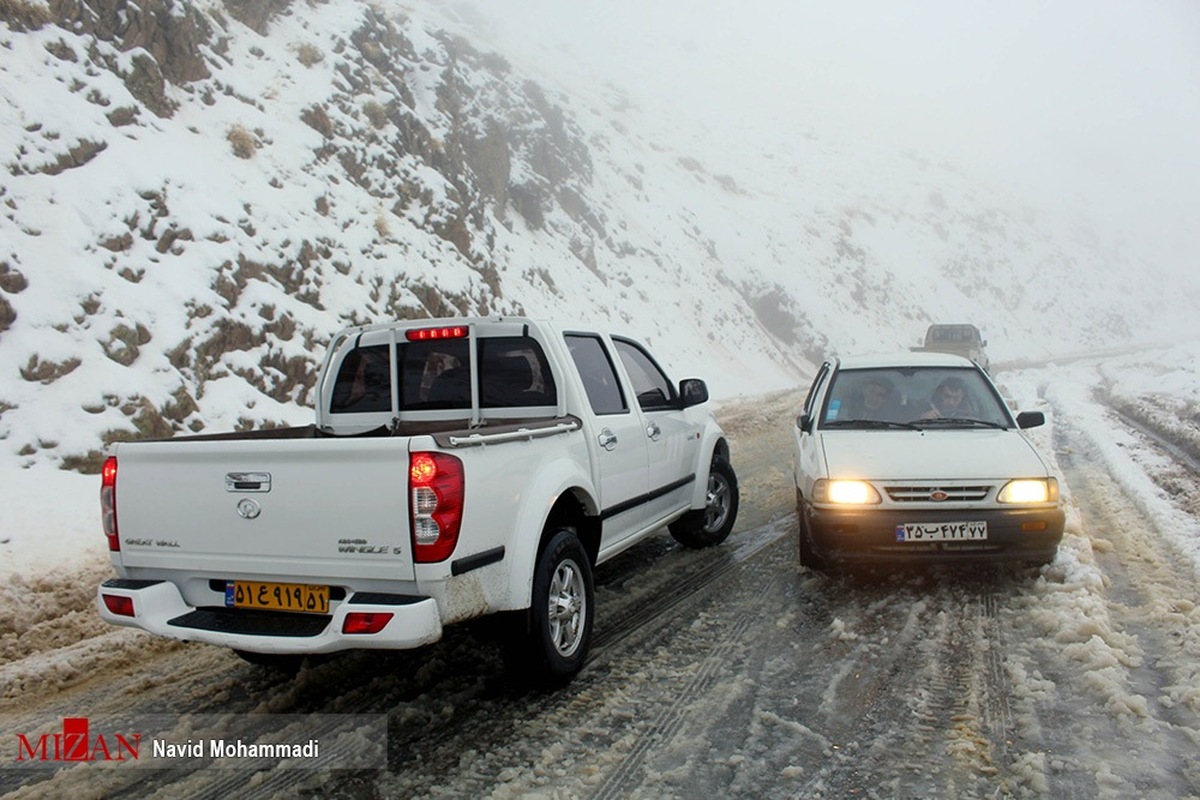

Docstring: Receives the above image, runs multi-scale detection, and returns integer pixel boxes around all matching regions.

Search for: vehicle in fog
[912,323,989,371]
[791,352,1063,570]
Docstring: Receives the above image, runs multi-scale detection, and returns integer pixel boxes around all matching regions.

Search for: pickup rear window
[329,336,557,413]
[927,325,982,344]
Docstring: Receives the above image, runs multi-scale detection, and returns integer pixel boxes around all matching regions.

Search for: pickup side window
[565,334,628,416]
[329,345,392,413]
[613,338,676,410]
[478,338,557,408]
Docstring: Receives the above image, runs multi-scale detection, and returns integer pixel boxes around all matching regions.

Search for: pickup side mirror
[679,378,708,408]
[1016,411,1045,429]
[796,413,812,433]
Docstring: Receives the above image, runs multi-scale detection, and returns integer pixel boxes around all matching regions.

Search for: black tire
[233,649,305,673]
[669,457,739,548]
[505,528,594,686]
[796,491,829,572]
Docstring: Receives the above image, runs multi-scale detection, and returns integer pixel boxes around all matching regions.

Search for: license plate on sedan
[226,581,330,614]
[896,520,988,542]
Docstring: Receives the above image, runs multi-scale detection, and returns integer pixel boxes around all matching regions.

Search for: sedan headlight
[997,478,1058,504]
[813,479,881,505]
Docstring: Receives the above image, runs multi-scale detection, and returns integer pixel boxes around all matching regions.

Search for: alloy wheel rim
[547,558,586,657]
[703,472,731,532]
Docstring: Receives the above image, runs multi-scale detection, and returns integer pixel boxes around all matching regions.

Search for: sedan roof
[834,351,978,370]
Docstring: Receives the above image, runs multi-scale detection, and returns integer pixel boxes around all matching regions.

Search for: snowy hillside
[1,0,1194,474]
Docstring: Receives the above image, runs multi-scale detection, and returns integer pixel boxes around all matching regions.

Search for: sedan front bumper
[803,503,1065,565]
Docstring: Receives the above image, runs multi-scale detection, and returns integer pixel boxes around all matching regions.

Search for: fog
[441,0,1200,279]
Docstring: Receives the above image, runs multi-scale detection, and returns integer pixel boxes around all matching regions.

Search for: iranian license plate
[226,581,330,614]
[896,520,988,542]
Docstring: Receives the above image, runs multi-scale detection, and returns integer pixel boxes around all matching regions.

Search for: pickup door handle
[646,422,662,441]
[597,428,618,451]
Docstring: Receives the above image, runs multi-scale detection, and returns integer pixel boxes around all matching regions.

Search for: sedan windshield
[821,366,1012,429]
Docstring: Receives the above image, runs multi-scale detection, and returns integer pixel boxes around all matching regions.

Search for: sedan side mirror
[796,413,812,433]
[1016,411,1045,429]
[679,378,709,408]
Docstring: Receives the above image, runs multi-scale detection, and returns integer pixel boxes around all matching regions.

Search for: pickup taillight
[101,456,119,551]
[409,452,464,563]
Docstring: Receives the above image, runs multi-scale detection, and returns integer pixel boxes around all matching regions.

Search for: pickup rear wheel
[509,528,594,686]
[669,457,739,548]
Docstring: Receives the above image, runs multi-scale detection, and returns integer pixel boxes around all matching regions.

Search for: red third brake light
[405,326,468,341]
[101,456,120,552]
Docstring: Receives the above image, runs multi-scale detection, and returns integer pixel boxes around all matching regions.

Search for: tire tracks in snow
[591,517,790,655]
[1041,412,1200,798]
[373,520,792,797]
[589,532,784,800]
[790,574,1028,799]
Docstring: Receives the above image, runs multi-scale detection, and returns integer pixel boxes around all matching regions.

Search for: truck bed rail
[439,417,582,448]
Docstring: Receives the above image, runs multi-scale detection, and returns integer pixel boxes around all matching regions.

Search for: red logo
[15,718,141,762]
[929,490,949,501]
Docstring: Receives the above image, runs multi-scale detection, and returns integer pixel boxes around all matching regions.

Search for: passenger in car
[843,376,900,422]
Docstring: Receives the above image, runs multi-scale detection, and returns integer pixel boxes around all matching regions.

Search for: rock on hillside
[1,0,790,472]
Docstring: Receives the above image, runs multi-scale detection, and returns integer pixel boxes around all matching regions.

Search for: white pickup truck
[97,317,738,684]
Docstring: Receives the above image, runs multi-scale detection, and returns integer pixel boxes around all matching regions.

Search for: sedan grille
[885,484,992,502]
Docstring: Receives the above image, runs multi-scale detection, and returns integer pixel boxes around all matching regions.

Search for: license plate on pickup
[226,581,330,614]
[896,520,988,542]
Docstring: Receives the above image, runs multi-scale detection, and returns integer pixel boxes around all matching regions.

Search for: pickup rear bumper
[97,579,443,654]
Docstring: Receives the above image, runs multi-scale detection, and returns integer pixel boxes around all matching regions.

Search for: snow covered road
[3,355,1199,799]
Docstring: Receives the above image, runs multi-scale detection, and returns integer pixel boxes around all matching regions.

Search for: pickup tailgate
[111,437,415,582]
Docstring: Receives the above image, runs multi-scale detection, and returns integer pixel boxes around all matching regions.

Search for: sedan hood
[819,429,1051,480]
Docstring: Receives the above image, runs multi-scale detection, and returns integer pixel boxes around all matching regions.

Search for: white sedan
[792,352,1064,570]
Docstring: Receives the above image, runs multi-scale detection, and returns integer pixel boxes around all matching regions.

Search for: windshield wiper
[913,417,1008,429]
[823,419,921,430]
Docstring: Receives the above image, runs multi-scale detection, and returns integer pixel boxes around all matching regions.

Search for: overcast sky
[445,0,1200,275]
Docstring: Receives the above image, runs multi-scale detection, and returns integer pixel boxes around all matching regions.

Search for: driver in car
[922,376,975,419]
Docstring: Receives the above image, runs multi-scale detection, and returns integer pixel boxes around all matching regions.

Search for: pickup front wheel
[508,528,595,685]
[669,457,739,548]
